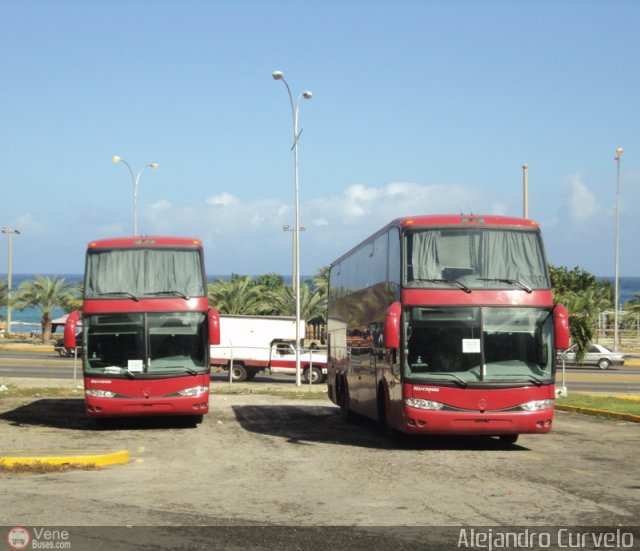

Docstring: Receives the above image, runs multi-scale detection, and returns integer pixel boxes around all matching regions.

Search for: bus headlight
[519,399,554,411]
[86,389,116,399]
[178,386,209,397]
[405,398,444,411]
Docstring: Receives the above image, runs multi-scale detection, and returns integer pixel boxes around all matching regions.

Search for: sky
[1,0,639,279]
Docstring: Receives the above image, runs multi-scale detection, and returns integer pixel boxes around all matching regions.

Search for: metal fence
[596,311,640,352]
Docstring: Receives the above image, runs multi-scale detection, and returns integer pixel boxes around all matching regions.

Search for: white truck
[210,315,327,384]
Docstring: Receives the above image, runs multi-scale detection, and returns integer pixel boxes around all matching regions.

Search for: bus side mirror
[553,303,570,351]
[64,310,81,349]
[208,308,220,346]
[384,301,401,349]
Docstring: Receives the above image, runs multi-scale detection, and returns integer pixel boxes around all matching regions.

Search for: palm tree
[312,265,330,297]
[0,279,7,330]
[0,279,7,309]
[624,292,640,314]
[12,276,75,342]
[268,284,327,323]
[207,274,272,315]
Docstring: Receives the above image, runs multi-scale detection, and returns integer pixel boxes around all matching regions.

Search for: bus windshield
[403,306,554,385]
[404,228,549,289]
[85,312,208,376]
[85,248,206,298]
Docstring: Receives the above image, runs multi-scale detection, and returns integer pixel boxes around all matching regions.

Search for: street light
[272,70,312,387]
[1,227,20,337]
[112,156,159,235]
[282,224,306,293]
[522,164,529,219]
[613,147,623,351]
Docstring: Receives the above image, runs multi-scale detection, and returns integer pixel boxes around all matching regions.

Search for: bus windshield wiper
[104,366,137,379]
[430,372,469,388]
[414,278,472,294]
[479,278,532,293]
[94,292,140,301]
[146,290,190,300]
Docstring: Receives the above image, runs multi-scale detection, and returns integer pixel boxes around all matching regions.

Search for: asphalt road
[0,393,639,550]
[1,349,639,394]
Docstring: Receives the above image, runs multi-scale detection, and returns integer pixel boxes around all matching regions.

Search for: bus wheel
[231,363,248,382]
[499,434,519,445]
[304,366,323,385]
[339,380,354,423]
[378,391,402,442]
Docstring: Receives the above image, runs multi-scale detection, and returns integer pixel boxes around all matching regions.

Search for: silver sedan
[558,343,626,370]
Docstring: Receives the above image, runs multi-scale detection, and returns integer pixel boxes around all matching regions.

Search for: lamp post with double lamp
[272,70,312,387]
[1,227,20,336]
[111,156,159,236]
[613,147,623,352]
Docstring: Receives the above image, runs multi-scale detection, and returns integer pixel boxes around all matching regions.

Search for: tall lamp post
[272,70,312,387]
[2,227,20,336]
[522,164,529,219]
[613,148,624,352]
[112,156,159,235]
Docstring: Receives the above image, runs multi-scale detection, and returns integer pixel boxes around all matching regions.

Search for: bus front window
[404,228,549,290]
[148,312,206,373]
[85,313,145,373]
[404,307,554,385]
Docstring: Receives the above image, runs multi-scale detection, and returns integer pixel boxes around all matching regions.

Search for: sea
[1,274,639,334]
[0,273,295,334]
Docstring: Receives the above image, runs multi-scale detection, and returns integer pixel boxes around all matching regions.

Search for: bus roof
[87,236,203,249]
[330,214,540,267]
[395,214,539,229]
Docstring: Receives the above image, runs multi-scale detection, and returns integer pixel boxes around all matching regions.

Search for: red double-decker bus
[327,215,569,443]
[65,236,220,424]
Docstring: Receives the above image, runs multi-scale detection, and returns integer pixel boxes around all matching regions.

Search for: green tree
[12,276,75,342]
[207,274,272,315]
[268,283,327,323]
[0,279,7,309]
[624,292,640,314]
[550,265,611,360]
[312,265,330,297]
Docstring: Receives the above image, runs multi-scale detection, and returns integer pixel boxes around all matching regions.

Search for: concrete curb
[0,343,55,353]
[0,449,129,468]
[555,405,640,423]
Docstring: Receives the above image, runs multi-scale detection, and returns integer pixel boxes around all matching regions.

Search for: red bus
[327,215,569,443]
[65,236,220,423]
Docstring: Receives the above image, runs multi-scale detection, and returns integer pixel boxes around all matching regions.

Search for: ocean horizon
[0,273,301,332]
[2,273,639,333]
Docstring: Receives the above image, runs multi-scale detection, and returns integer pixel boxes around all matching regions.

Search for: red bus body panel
[399,384,554,435]
[84,374,210,418]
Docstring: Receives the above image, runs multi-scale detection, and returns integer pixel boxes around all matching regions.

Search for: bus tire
[231,363,248,382]
[304,366,323,385]
[339,378,354,423]
[378,388,402,442]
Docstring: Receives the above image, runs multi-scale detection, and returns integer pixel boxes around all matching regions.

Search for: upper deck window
[404,228,549,290]
[85,248,206,299]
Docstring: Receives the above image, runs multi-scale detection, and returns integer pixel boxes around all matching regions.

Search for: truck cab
[269,339,327,384]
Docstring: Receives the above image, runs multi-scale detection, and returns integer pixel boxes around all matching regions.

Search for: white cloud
[566,174,599,222]
[206,192,239,206]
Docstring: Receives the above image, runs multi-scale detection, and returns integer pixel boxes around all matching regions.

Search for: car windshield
[403,306,554,385]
